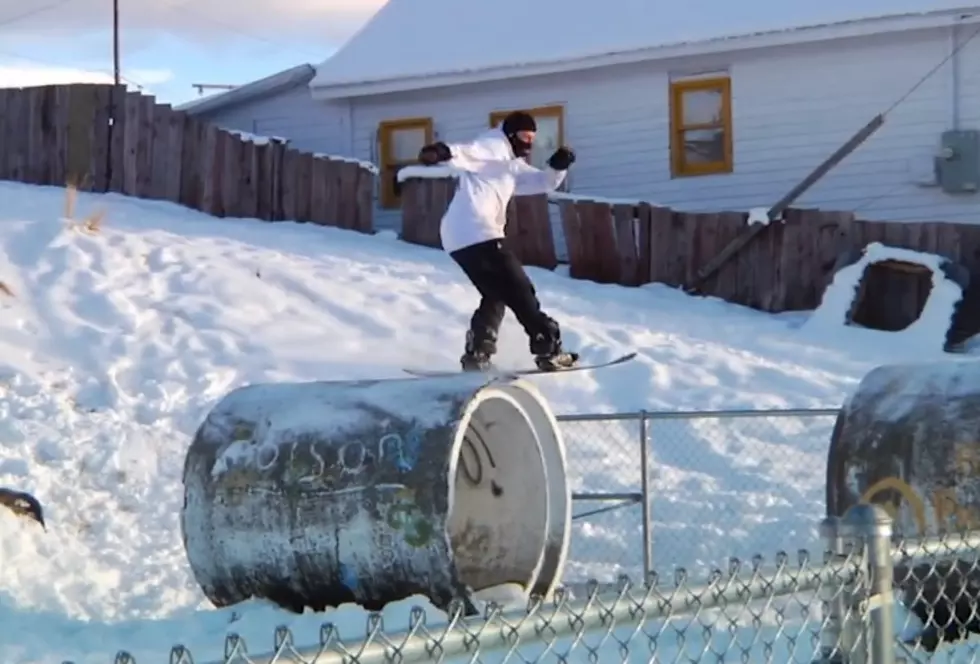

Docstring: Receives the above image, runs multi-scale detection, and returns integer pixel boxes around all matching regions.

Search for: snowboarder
[417,111,578,372]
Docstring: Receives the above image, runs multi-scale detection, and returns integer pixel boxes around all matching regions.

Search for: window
[489,105,565,173]
[377,117,433,209]
[669,76,733,177]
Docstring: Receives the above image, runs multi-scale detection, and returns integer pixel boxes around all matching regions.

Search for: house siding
[348,25,980,232]
[191,86,352,156]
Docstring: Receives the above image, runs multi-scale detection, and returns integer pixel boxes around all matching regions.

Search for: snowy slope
[0,181,958,662]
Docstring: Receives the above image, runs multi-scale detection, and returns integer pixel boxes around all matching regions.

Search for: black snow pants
[450,239,561,357]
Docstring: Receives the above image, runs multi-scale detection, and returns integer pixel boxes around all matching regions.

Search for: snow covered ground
[0,181,963,662]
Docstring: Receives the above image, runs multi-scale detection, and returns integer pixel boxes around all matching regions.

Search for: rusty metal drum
[826,359,980,648]
[827,359,980,535]
[180,373,572,614]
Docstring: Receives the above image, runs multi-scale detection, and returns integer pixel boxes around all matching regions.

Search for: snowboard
[403,351,637,378]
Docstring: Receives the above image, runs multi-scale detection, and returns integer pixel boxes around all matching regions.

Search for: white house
[185,0,980,232]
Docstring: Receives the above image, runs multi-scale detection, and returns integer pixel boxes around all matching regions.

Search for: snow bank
[225,129,289,146]
[0,593,446,664]
[220,131,378,174]
[313,153,379,174]
[549,191,656,206]
[747,207,777,225]
[803,242,962,351]
[0,180,959,662]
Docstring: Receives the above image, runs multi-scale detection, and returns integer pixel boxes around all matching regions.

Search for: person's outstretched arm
[511,147,576,195]
[418,138,497,171]
[443,139,496,170]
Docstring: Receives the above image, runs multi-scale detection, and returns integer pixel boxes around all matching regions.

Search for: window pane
[529,115,561,170]
[681,128,725,165]
[390,126,428,162]
[381,165,403,206]
[681,88,723,126]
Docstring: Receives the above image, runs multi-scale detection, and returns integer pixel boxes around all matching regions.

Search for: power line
[848,18,980,212]
[2,0,327,91]
[0,0,75,29]
[883,18,980,115]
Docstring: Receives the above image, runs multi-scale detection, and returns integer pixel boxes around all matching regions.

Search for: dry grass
[63,180,105,234]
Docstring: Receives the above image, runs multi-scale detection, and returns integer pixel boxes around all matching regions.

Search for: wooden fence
[0,84,374,232]
[399,175,980,324]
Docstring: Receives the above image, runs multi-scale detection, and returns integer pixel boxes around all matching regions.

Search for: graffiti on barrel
[859,446,980,536]
[211,421,426,487]
[206,420,438,548]
[459,429,504,498]
[385,487,434,547]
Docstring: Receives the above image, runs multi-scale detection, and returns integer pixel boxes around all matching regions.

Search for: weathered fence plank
[0,84,374,232]
[398,177,980,322]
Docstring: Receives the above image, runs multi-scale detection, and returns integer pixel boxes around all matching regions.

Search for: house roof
[310,1,980,98]
[177,64,316,116]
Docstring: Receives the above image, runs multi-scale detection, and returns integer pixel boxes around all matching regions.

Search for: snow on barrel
[180,373,571,614]
[826,360,980,650]
[826,359,980,533]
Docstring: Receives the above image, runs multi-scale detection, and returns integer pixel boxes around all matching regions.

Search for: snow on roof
[311,0,979,92]
[177,64,315,116]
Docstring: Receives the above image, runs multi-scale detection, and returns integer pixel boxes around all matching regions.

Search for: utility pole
[112,0,120,85]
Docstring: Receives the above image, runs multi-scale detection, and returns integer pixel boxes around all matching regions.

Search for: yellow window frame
[377,117,434,209]
[669,77,733,177]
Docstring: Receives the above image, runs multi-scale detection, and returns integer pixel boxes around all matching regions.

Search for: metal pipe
[855,505,895,664]
[555,407,840,422]
[892,531,980,562]
[639,410,653,581]
[951,22,961,129]
[224,560,860,664]
[571,492,642,501]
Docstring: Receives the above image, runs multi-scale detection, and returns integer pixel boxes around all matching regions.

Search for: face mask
[507,133,533,158]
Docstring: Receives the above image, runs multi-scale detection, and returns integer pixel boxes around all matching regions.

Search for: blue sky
[0,0,385,105]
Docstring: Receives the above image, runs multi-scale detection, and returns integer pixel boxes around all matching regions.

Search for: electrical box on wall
[934,129,980,194]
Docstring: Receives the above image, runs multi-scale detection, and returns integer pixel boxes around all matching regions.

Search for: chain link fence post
[844,504,896,664]
[639,409,653,583]
[840,509,870,664]
[815,512,873,664]
[815,515,846,663]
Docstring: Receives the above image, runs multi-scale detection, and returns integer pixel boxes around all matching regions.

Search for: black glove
[418,142,452,165]
[547,146,575,171]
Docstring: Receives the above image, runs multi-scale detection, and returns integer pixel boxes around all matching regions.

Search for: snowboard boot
[530,322,578,371]
[460,351,493,372]
[534,350,580,372]
[461,329,495,372]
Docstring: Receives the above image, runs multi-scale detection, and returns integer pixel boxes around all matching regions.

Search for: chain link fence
[556,408,840,582]
[80,506,980,662]
[60,409,980,662]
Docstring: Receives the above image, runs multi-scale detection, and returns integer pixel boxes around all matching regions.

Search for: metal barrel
[181,373,572,614]
[826,359,980,535]
[826,360,980,647]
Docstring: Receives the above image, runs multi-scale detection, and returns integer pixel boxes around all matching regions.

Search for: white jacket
[438,128,566,254]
